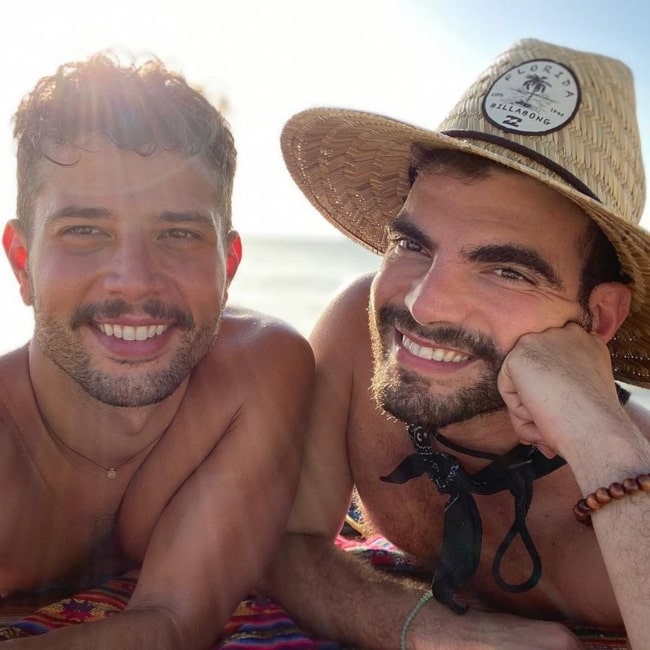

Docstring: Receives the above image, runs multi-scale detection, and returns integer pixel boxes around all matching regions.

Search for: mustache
[377,305,502,365]
[71,299,195,330]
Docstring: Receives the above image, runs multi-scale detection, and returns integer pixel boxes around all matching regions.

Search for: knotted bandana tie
[380,425,566,614]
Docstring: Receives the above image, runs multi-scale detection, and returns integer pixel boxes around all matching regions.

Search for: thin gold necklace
[41,412,165,479]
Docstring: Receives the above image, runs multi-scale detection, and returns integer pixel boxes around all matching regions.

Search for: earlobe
[588,282,632,342]
[226,232,242,281]
[2,220,32,306]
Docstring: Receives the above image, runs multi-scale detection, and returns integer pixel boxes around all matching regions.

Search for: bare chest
[0,457,127,595]
[348,408,621,625]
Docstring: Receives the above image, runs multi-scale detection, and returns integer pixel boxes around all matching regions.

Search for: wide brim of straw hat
[281,106,650,388]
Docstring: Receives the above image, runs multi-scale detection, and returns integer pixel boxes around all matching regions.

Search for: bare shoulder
[0,346,33,432]
[197,306,314,386]
[286,274,376,536]
[219,305,307,343]
[159,307,313,435]
[311,272,375,354]
[0,345,30,385]
[317,272,374,324]
[0,347,43,487]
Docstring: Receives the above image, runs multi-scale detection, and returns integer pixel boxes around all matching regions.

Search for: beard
[33,298,220,407]
[370,304,593,431]
[370,305,506,430]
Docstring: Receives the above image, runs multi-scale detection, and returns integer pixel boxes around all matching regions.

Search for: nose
[404,259,474,327]
[103,236,164,301]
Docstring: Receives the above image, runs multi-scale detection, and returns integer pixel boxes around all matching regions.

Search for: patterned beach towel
[0,536,627,648]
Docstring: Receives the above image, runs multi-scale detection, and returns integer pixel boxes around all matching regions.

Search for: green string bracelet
[400,591,434,650]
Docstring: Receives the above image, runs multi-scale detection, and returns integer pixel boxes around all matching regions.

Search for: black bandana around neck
[379,386,630,613]
[380,424,566,614]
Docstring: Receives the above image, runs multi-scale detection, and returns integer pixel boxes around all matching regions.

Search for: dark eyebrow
[48,207,215,227]
[465,244,563,288]
[388,214,563,288]
[388,213,435,250]
[156,211,216,227]
[49,206,112,221]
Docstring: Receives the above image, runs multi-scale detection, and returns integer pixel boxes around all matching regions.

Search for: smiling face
[369,167,593,429]
[6,136,239,407]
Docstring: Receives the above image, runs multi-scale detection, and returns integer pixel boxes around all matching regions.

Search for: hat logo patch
[482,59,580,135]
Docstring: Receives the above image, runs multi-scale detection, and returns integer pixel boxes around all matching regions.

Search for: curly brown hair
[13,52,236,239]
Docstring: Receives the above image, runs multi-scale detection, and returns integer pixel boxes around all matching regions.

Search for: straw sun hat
[281,38,650,388]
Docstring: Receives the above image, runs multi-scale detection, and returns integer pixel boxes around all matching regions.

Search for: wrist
[561,414,650,498]
[554,406,636,467]
[401,591,433,650]
[574,472,650,524]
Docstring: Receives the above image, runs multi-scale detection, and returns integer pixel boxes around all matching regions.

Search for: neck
[28,342,185,470]
[433,409,521,470]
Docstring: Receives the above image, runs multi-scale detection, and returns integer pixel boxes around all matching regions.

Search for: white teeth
[443,350,457,362]
[99,323,169,340]
[402,335,469,363]
[403,338,430,359]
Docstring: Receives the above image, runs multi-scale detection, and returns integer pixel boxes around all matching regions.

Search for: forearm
[2,606,184,650]
[260,533,581,650]
[562,407,650,649]
[260,532,429,648]
[590,501,650,650]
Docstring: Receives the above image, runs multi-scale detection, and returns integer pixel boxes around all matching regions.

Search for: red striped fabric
[0,537,627,648]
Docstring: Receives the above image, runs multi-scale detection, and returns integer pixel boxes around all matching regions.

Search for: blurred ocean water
[228,235,380,336]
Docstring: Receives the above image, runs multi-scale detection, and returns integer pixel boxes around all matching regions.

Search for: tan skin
[0,137,314,648]
[262,169,650,649]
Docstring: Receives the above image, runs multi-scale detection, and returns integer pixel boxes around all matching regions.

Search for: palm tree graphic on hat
[518,74,551,107]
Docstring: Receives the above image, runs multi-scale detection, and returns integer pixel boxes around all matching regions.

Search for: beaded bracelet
[573,473,650,525]
[400,591,433,650]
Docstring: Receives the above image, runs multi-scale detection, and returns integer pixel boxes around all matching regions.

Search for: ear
[225,231,242,286]
[2,220,32,306]
[588,282,632,342]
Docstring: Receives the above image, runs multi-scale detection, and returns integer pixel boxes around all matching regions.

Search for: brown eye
[160,229,200,240]
[62,225,102,236]
[495,267,530,282]
[389,236,425,255]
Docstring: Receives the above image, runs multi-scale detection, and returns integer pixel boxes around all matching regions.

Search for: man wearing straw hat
[261,39,650,648]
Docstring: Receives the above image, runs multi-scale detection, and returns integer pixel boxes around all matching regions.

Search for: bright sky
[1,0,650,349]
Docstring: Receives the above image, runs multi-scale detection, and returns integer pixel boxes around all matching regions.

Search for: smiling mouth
[98,324,169,341]
[401,334,470,363]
